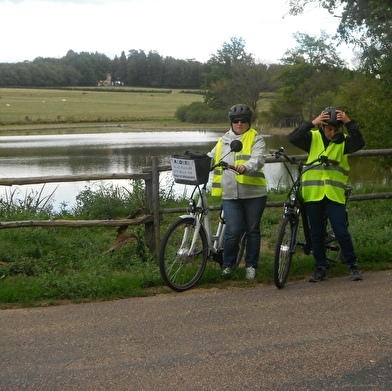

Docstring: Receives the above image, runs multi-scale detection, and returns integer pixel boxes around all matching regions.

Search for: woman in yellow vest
[288,107,365,282]
[209,104,267,280]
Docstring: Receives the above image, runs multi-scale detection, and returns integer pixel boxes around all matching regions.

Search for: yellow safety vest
[211,129,266,197]
[301,130,350,204]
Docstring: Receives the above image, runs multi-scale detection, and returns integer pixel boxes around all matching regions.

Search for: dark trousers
[305,197,357,267]
[222,196,267,269]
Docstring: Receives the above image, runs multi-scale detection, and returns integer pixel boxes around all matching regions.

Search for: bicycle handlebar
[211,160,239,174]
[208,139,243,174]
[270,147,340,167]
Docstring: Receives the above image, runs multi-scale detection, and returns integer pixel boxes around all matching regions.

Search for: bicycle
[159,140,246,292]
[271,142,352,289]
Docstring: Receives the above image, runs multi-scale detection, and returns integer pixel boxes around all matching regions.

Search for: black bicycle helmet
[322,107,343,127]
[228,104,253,122]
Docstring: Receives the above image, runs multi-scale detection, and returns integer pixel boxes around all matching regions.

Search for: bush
[175,102,226,123]
[73,180,146,219]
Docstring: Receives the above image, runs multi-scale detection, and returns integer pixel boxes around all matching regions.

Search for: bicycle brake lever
[319,155,329,166]
[269,149,282,159]
[220,161,229,169]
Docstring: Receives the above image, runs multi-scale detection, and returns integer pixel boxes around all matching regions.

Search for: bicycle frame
[179,184,224,258]
[280,157,313,255]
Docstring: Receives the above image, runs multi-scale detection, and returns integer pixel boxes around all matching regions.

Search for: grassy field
[0,87,282,135]
[0,87,205,126]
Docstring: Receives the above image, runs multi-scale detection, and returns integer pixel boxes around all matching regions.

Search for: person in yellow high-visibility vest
[288,107,365,282]
[209,104,267,280]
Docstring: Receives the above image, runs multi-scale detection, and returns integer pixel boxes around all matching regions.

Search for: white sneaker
[245,266,256,280]
[222,267,231,276]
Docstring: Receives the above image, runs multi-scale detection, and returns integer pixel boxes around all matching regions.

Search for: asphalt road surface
[1,270,391,391]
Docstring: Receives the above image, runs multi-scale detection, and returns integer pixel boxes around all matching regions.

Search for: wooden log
[0,215,153,229]
[0,173,149,186]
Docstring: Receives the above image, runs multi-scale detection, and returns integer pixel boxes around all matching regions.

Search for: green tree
[203,37,254,91]
[268,31,349,126]
[203,37,267,114]
[14,62,32,86]
[288,0,392,78]
[147,50,164,87]
[208,37,254,67]
[287,0,392,150]
[62,50,111,86]
[206,64,270,117]
[281,31,347,69]
[335,76,392,153]
[111,51,127,85]
[126,49,148,86]
[0,64,19,86]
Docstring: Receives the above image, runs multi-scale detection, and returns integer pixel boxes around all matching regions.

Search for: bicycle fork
[181,216,203,257]
[284,206,312,255]
[285,209,300,254]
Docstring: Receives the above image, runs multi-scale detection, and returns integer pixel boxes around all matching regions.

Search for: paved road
[1,270,391,391]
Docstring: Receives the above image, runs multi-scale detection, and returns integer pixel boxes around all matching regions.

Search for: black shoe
[308,267,328,282]
[349,265,363,281]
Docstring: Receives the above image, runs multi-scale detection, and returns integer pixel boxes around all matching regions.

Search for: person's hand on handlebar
[234,164,246,174]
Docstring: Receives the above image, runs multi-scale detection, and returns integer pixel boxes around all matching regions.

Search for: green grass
[0,186,391,308]
[0,87,205,126]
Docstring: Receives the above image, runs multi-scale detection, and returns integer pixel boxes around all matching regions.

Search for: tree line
[0,49,209,89]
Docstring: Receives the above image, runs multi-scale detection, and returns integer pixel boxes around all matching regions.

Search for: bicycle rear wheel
[274,215,296,289]
[159,217,208,292]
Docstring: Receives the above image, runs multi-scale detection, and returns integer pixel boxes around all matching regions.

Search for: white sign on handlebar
[171,158,198,183]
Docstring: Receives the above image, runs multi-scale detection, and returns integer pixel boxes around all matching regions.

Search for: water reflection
[0,130,389,211]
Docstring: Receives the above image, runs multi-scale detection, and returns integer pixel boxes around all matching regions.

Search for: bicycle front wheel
[159,217,209,292]
[274,215,296,289]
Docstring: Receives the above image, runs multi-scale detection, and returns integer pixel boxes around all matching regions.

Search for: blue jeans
[305,197,357,267]
[222,196,267,269]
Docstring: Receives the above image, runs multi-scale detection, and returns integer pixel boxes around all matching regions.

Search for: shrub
[72,180,146,219]
[175,102,226,123]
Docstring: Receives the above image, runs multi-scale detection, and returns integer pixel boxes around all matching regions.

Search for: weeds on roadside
[0,185,56,220]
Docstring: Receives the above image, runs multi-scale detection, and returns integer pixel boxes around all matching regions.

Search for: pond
[0,130,389,211]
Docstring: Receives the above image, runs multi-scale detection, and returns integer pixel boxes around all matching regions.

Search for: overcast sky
[1,0,355,65]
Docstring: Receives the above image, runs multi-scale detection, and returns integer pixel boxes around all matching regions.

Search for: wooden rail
[0,149,391,252]
[0,157,161,251]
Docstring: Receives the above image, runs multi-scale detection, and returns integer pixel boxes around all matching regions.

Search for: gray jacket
[209,128,267,200]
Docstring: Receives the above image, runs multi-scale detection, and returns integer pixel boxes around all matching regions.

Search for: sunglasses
[232,118,248,124]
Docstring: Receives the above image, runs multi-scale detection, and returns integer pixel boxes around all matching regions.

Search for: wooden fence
[0,150,391,252]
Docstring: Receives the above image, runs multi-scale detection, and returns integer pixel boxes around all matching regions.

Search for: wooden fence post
[144,156,155,251]
[151,156,161,250]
